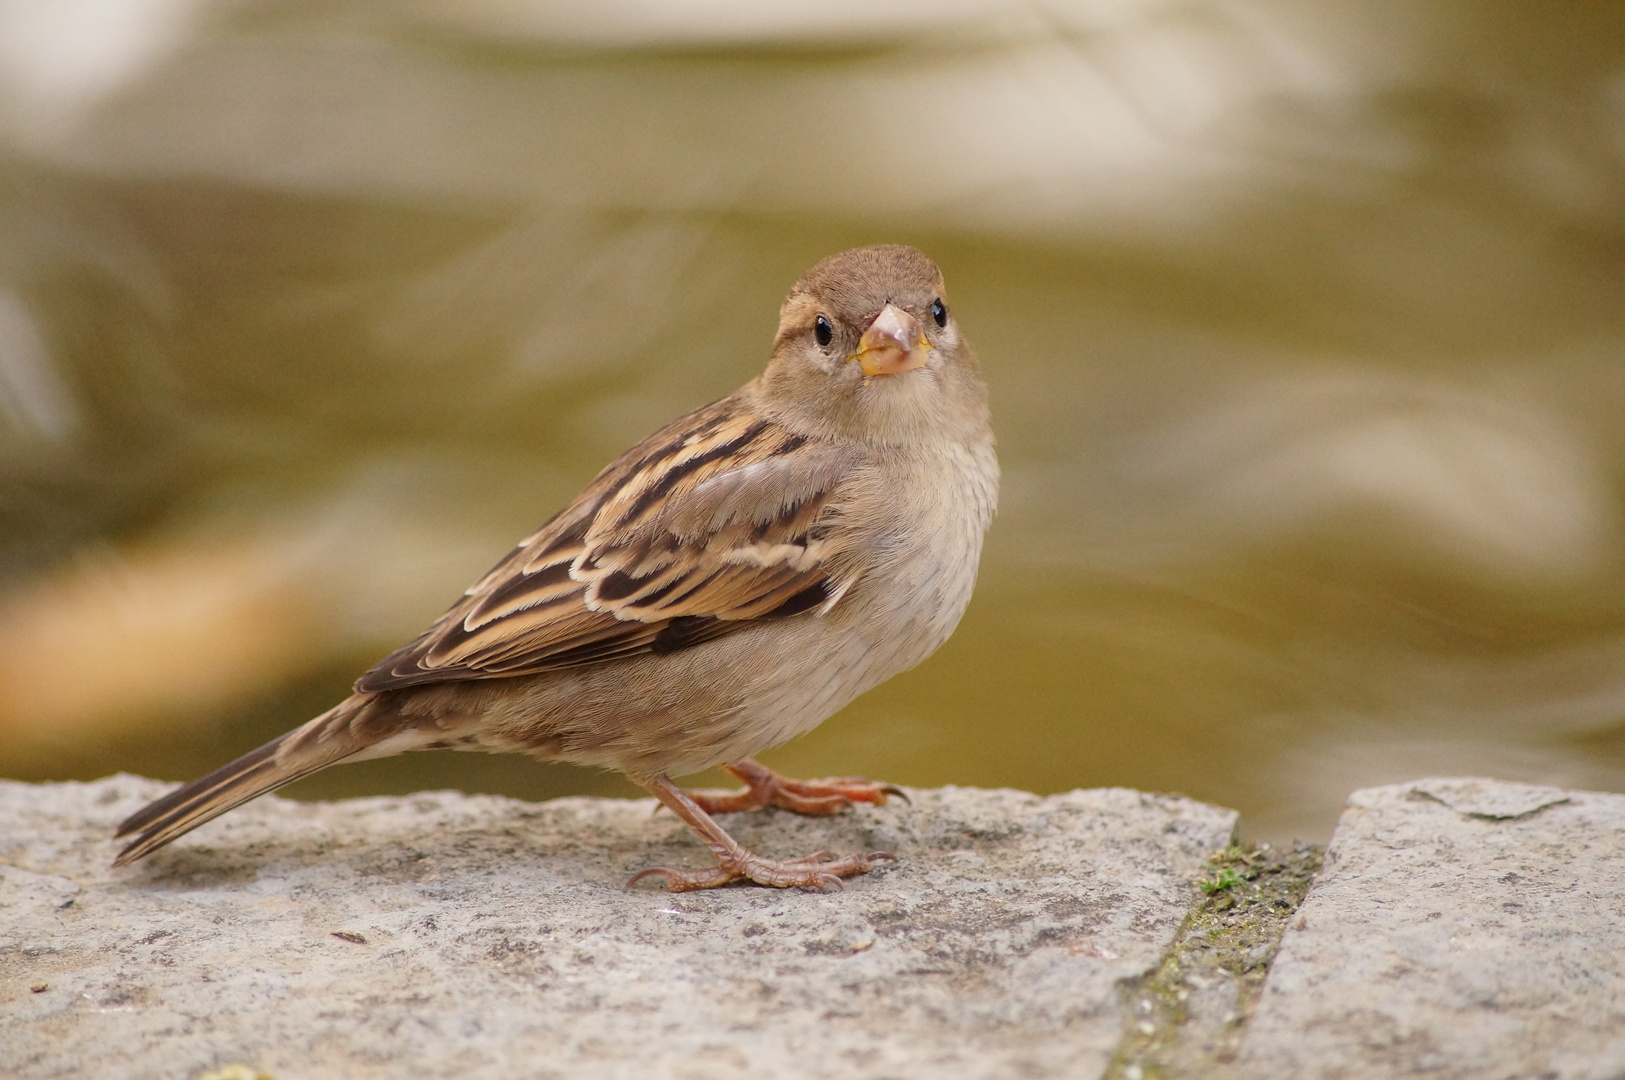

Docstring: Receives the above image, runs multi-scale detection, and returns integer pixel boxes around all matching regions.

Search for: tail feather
[113,697,377,866]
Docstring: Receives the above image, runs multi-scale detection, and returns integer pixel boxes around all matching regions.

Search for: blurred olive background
[2,1,1624,843]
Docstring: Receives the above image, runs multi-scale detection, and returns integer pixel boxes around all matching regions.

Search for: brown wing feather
[355,395,864,693]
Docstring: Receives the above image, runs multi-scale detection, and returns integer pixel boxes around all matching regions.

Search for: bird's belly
[467,618,879,779]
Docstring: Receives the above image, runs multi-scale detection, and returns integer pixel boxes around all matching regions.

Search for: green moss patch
[1106,841,1323,1079]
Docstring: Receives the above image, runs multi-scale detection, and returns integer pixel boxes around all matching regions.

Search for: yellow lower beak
[849,303,930,377]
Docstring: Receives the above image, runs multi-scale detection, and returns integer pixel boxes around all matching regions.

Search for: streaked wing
[355,396,865,693]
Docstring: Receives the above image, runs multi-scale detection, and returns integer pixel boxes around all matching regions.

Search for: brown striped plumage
[115,244,998,890]
[357,407,863,689]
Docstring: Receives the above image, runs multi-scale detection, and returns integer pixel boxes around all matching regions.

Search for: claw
[627,865,673,888]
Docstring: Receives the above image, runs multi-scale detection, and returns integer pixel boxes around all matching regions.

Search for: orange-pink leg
[681,757,906,816]
[629,775,896,892]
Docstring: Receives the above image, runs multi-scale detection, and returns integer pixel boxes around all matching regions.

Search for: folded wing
[355,398,865,692]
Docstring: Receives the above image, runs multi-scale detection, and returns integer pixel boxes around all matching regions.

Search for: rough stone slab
[0,776,1235,1080]
[1238,777,1625,1080]
[1411,777,1572,821]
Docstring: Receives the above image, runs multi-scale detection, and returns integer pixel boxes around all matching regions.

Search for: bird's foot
[629,849,896,892]
[683,757,907,816]
[634,773,902,893]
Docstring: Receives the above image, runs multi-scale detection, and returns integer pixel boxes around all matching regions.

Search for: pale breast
[616,437,998,773]
[854,438,999,671]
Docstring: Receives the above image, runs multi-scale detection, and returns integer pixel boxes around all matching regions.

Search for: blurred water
[2,0,1623,841]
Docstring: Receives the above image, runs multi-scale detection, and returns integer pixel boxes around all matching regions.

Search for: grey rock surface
[1238,777,1625,1080]
[0,776,1235,1080]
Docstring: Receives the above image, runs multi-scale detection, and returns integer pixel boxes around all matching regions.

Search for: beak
[848,303,931,377]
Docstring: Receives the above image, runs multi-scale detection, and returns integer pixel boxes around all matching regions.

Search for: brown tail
[114,694,389,866]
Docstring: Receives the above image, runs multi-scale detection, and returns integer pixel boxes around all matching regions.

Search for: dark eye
[814,314,833,347]
[930,299,948,328]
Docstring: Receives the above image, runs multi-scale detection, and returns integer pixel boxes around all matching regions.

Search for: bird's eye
[930,299,948,328]
[814,314,833,347]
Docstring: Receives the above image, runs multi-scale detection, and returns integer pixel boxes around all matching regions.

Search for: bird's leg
[629,775,895,892]
[681,757,907,816]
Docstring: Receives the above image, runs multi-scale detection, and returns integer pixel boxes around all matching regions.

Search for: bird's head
[757,244,989,448]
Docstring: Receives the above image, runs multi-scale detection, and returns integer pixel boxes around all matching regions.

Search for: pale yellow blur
[0,535,320,746]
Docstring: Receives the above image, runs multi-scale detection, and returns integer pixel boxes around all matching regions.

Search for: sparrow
[114,244,999,891]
